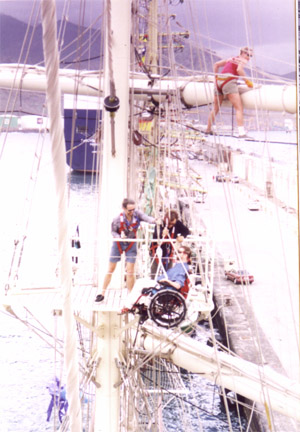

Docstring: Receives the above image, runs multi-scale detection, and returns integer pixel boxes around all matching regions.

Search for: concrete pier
[192,151,299,431]
[201,137,297,210]
[213,253,300,431]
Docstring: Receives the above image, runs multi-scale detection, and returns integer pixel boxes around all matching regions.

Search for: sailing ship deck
[2,284,128,314]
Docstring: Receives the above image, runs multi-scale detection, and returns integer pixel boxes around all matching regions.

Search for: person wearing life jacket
[150,209,190,277]
[205,46,254,138]
[95,198,155,302]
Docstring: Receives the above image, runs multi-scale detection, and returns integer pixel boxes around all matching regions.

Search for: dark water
[161,321,247,432]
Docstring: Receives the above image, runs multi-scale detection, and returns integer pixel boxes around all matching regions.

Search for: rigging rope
[41,1,82,430]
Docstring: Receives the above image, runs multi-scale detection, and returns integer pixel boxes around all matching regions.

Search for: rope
[41,1,82,431]
[0,1,40,159]
[106,0,116,98]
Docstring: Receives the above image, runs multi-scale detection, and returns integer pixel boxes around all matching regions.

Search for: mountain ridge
[0,14,295,116]
[0,13,294,79]
[0,13,102,69]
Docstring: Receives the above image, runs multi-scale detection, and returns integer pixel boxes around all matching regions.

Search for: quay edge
[212,252,300,432]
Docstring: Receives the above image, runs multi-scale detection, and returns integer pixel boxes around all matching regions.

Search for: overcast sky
[0,0,297,75]
[174,0,296,75]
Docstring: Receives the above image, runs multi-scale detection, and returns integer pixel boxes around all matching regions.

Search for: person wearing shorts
[215,78,239,96]
[109,240,137,263]
[205,47,253,138]
[95,198,156,302]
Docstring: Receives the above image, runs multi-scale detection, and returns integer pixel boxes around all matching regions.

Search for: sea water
[0,132,296,431]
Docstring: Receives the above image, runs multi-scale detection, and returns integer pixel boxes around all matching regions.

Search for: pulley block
[104,95,120,113]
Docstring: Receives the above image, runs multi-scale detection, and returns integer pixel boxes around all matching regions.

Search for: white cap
[240,46,253,57]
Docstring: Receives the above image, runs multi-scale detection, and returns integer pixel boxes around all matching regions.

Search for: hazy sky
[174,0,297,75]
[0,0,297,75]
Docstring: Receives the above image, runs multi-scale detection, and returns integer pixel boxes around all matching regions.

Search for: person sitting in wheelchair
[122,245,192,313]
[153,244,191,297]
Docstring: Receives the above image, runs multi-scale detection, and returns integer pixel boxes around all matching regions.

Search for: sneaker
[204,130,213,135]
[95,294,104,303]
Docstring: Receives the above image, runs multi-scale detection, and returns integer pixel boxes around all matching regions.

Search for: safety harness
[117,212,140,254]
[151,225,175,268]
[179,276,190,299]
[216,57,239,94]
[216,76,236,94]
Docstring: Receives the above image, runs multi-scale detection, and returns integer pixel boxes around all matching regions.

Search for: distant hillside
[0,88,50,116]
[0,13,103,115]
[281,70,296,80]
[0,13,102,69]
[0,14,294,116]
[0,13,261,75]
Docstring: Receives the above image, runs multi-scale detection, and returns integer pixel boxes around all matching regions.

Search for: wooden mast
[94,0,131,431]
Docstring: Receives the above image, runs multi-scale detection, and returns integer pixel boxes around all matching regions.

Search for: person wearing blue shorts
[95,198,156,302]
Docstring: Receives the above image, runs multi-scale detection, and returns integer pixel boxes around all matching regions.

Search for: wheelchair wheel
[148,289,187,328]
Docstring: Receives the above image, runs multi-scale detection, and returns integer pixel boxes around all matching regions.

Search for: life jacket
[163,227,175,267]
[179,276,190,299]
[151,225,175,266]
[117,212,140,254]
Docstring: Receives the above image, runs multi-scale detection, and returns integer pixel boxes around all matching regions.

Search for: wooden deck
[1,283,129,315]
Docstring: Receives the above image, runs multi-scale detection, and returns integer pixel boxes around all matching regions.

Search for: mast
[146,0,158,75]
[94,0,131,430]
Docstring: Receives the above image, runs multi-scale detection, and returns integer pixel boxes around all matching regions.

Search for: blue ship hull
[64,108,101,173]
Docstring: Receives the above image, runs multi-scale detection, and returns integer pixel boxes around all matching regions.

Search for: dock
[195,160,299,431]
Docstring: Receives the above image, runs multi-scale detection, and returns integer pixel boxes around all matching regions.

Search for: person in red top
[205,47,253,138]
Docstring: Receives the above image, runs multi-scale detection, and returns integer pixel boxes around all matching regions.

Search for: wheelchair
[130,280,187,329]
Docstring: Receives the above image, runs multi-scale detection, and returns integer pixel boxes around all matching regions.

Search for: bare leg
[227,93,244,126]
[101,262,117,295]
[126,262,135,292]
[206,94,223,132]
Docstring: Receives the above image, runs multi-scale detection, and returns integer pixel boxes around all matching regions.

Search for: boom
[0,64,296,114]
